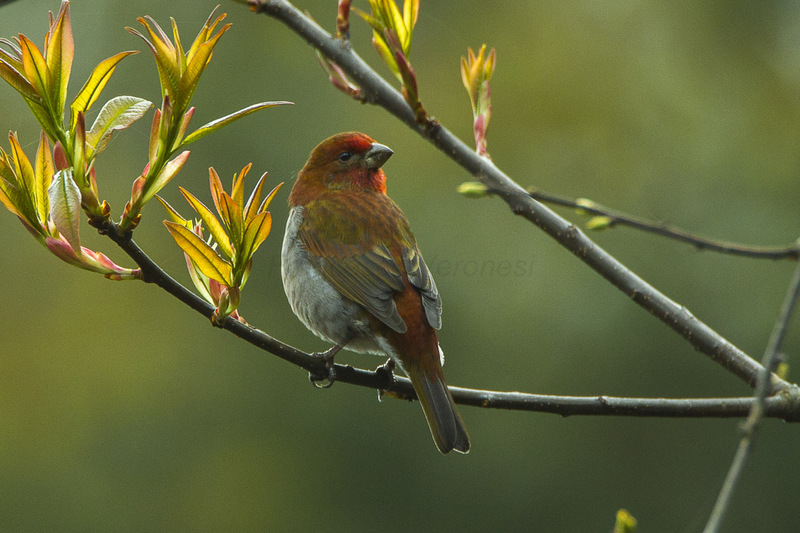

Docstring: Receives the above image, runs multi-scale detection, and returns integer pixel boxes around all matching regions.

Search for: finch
[281,132,470,454]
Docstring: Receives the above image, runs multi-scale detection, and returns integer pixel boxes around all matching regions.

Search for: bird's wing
[402,244,442,330]
[298,225,409,334]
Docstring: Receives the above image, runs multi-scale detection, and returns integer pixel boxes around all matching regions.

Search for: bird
[281,132,470,454]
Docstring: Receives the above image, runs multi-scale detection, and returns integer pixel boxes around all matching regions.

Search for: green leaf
[48,169,82,254]
[155,195,189,227]
[44,1,74,115]
[240,211,272,264]
[8,133,36,209]
[257,181,283,214]
[128,19,180,99]
[178,186,233,260]
[71,51,138,126]
[243,172,268,224]
[164,221,232,284]
[173,26,229,114]
[219,192,243,249]
[0,60,42,104]
[178,101,292,149]
[86,95,152,156]
[586,216,613,231]
[18,35,51,106]
[141,150,190,205]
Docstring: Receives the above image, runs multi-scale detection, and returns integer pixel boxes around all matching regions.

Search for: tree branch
[527,187,800,260]
[249,0,789,394]
[95,218,800,422]
[703,260,800,533]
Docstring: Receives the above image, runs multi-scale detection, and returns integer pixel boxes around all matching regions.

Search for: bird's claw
[376,358,396,401]
[308,345,341,389]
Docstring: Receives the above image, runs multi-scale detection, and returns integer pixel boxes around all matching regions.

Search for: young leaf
[71,51,138,125]
[240,210,272,263]
[164,221,232,284]
[178,101,292,148]
[141,149,190,205]
[48,168,82,253]
[243,172,269,223]
[44,1,74,114]
[34,131,54,223]
[178,186,233,260]
[86,95,152,156]
[173,25,230,113]
[18,35,51,105]
[0,60,42,104]
[155,195,190,227]
[258,182,284,214]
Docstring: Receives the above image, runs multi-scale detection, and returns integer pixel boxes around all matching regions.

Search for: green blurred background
[1,0,799,531]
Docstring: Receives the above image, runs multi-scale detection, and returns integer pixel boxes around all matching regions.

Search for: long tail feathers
[407,365,470,454]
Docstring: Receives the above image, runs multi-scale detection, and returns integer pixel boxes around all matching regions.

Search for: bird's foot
[308,344,342,389]
[376,358,396,401]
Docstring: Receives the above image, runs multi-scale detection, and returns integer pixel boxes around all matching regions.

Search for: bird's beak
[362,142,393,169]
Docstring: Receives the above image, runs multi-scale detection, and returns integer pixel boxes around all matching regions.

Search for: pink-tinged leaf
[315,52,361,98]
[18,34,51,106]
[231,163,250,209]
[155,195,190,227]
[45,234,79,262]
[130,174,146,205]
[34,131,54,223]
[0,60,42,104]
[157,95,173,150]
[86,95,152,156]
[148,107,162,164]
[257,181,284,214]
[164,221,232,284]
[173,24,231,114]
[174,107,194,148]
[44,0,74,114]
[71,51,138,125]
[178,186,233,260]
[240,211,272,264]
[53,141,68,170]
[141,150,189,205]
[336,0,352,39]
[48,169,82,254]
[179,101,292,149]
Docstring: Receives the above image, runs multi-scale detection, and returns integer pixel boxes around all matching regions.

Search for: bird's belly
[281,207,386,356]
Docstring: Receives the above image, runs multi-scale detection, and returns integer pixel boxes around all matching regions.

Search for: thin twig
[249,0,789,394]
[96,219,800,422]
[527,187,800,260]
[703,260,800,533]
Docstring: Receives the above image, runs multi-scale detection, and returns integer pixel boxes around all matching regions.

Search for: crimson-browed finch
[281,132,470,454]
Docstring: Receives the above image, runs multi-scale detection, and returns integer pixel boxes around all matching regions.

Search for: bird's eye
[337,152,353,162]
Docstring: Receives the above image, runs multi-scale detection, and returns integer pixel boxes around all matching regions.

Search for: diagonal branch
[703,260,800,533]
[249,0,789,394]
[526,187,800,260]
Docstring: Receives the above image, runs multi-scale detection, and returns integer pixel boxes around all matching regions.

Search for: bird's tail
[406,364,470,454]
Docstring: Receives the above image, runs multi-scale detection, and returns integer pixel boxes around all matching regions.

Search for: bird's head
[289,132,394,206]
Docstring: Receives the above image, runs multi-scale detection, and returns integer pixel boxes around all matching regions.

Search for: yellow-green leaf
[179,101,292,149]
[230,163,250,209]
[173,25,230,114]
[34,131,53,223]
[219,192,243,247]
[243,171,268,224]
[44,1,74,114]
[240,210,272,262]
[164,220,232,284]
[18,35,51,106]
[179,186,233,260]
[141,149,190,205]
[0,59,42,104]
[71,51,138,126]
[155,195,190,227]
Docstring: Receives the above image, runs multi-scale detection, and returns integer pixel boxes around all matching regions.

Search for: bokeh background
[1,1,799,531]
